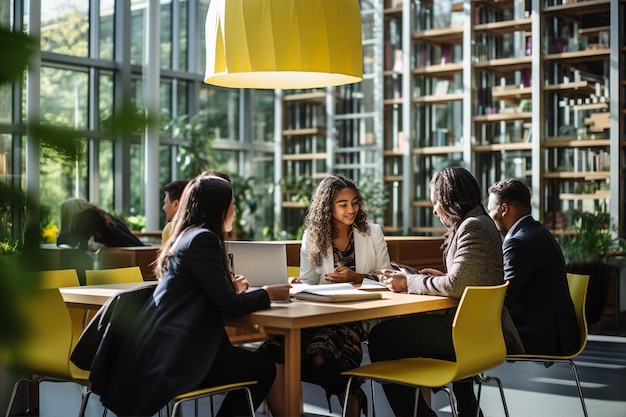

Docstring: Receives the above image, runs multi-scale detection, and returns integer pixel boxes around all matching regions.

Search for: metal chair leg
[441,386,458,417]
[567,360,589,417]
[475,373,509,417]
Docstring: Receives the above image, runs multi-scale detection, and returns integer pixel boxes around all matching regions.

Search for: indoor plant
[559,210,626,324]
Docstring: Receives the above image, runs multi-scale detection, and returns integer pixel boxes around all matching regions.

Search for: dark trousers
[368,312,476,417]
[200,342,276,417]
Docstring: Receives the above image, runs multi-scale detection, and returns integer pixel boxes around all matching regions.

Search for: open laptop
[225,241,288,287]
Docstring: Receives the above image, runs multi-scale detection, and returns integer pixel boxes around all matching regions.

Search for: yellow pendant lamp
[204,0,363,89]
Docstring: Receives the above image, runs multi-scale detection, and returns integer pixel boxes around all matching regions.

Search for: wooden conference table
[60,282,458,417]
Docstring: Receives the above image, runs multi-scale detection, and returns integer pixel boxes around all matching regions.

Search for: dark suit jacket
[81,227,271,416]
[503,216,579,355]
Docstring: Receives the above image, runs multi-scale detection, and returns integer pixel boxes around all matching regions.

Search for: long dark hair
[303,174,368,266]
[154,175,233,279]
[430,167,483,255]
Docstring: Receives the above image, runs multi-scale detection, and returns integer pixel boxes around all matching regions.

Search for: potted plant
[559,210,626,324]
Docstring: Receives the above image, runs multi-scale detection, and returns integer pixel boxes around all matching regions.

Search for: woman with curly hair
[259,174,391,417]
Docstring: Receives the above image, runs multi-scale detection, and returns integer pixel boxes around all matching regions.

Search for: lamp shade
[204,0,363,89]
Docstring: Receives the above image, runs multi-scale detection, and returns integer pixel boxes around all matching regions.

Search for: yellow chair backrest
[32,269,85,358]
[566,273,590,356]
[85,266,144,285]
[36,269,80,289]
[287,266,300,279]
[453,282,509,381]
[5,289,73,379]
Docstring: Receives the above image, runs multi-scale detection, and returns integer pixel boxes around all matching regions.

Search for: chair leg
[474,374,509,417]
[341,377,356,417]
[5,378,26,417]
[370,379,376,417]
[440,386,458,417]
[77,388,92,417]
[567,360,589,417]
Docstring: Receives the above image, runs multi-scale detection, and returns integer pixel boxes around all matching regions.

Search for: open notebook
[293,283,382,303]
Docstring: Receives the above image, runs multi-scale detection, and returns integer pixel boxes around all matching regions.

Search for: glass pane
[40,67,89,129]
[100,0,115,60]
[176,80,189,118]
[98,72,114,130]
[98,139,114,211]
[160,79,173,131]
[178,0,189,70]
[0,84,11,124]
[130,0,145,66]
[41,1,89,57]
[40,137,88,229]
[252,90,274,142]
[129,142,144,217]
[197,0,211,74]
[0,133,11,179]
[201,86,239,140]
[160,1,172,68]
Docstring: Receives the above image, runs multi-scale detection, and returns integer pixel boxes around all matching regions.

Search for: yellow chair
[1,288,92,417]
[85,265,144,285]
[34,269,86,369]
[341,283,510,417]
[497,273,590,417]
[287,266,300,280]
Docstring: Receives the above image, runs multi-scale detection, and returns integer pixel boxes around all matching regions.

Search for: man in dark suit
[487,179,579,355]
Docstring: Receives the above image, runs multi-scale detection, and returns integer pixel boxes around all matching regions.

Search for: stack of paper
[293,283,382,303]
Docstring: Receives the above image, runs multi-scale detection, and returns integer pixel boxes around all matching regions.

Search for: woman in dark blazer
[95,175,290,416]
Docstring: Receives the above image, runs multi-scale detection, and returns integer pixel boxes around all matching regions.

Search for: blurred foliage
[559,209,626,266]
[280,175,315,205]
[358,173,389,221]
[229,174,260,240]
[0,26,148,349]
[0,26,36,84]
[168,113,216,179]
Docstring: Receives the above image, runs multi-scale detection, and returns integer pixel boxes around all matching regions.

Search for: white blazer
[298,223,391,285]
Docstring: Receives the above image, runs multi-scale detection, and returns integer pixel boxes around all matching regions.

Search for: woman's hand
[263,284,292,301]
[232,274,250,294]
[324,265,359,283]
[418,267,444,276]
[380,269,408,293]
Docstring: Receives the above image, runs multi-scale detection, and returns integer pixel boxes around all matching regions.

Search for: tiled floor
[23,328,625,417]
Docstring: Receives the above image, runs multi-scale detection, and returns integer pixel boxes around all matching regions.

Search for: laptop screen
[225,241,288,287]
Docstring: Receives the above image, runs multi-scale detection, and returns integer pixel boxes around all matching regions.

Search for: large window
[3,0,279,244]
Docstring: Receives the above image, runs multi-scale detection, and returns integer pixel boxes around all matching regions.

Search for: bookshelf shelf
[542,171,611,181]
[543,48,610,64]
[543,139,610,148]
[542,0,610,17]
[283,92,327,102]
[282,128,326,137]
[412,146,464,156]
[473,112,532,123]
[474,142,532,152]
[559,191,611,200]
[282,153,327,161]
[412,93,464,104]
[474,17,532,35]
[412,26,464,46]
[412,63,464,79]
[474,56,532,73]
[491,86,532,102]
